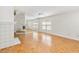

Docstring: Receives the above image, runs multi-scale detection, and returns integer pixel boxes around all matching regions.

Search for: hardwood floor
[0,31,79,53]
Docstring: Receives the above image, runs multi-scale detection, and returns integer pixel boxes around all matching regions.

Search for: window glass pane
[33,23,38,25]
[47,26,51,30]
[42,22,47,25]
[32,23,38,30]
[42,22,51,25]
[46,22,51,25]
[42,26,46,29]
[42,21,51,30]
[33,26,38,28]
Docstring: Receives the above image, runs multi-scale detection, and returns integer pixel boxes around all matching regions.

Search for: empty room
[0,6,79,53]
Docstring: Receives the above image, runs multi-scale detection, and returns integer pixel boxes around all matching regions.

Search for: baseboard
[50,33,79,41]
[39,31,79,41]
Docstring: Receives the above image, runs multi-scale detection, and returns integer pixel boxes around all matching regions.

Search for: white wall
[49,11,79,40]
[0,7,13,22]
[0,7,20,49]
[14,13,25,31]
[0,6,14,41]
[29,10,79,41]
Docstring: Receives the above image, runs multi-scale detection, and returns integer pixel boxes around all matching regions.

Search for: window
[27,21,34,29]
[42,21,51,31]
[33,23,38,30]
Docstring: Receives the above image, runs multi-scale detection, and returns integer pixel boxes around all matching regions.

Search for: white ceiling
[14,6,79,19]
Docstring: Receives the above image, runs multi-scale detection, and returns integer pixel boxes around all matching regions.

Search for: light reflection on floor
[32,31,38,41]
[42,34,52,46]
[32,31,52,46]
